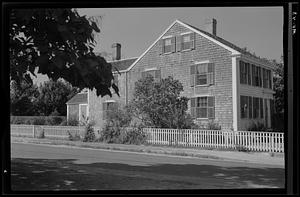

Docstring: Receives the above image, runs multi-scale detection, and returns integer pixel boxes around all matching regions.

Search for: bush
[82,123,96,142]
[121,126,147,145]
[99,123,122,143]
[247,121,267,131]
[60,119,68,126]
[32,117,46,125]
[68,118,79,126]
[67,130,81,141]
[46,116,65,125]
[206,120,221,130]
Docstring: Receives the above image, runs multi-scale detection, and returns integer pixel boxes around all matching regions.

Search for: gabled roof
[125,19,273,72]
[108,57,138,72]
[184,23,273,65]
[66,93,87,105]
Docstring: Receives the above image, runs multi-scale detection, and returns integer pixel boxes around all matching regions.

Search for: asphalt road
[10,142,285,190]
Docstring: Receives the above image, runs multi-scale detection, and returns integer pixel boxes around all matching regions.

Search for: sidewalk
[11,136,285,167]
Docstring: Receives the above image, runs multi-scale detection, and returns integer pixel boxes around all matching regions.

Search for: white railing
[143,128,284,153]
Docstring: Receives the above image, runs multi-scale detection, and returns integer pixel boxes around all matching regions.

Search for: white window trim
[192,61,212,87]
[144,67,159,72]
[180,31,192,35]
[104,100,116,103]
[161,35,173,39]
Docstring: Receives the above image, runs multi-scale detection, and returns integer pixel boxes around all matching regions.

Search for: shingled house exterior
[66,19,275,131]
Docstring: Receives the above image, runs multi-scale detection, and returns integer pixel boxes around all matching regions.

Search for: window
[160,36,175,54]
[260,98,264,118]
[240,61,247,84]
[240,61,251,85]
[240,96,249,119]
[248,96,252,118]
[253,97,260,119]
[252,64,262,87]
[190,63,214,86]
[141,69,161,82]
[181,33,195,51]
[103,102,118,120]
[191,96,214,119]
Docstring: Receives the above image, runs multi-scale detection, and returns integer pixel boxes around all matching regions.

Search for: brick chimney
[204,18,217,36]
[111,43,121,61]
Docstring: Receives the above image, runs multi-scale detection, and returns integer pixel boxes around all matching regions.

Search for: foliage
[82,123,96,142]
[10,116,66,125]
[10,80,39,115]
[206,120,221,130]
[35,79,79,116]
[67,130,81,141]
[247,121,267,131]
[130,75,191,129]
[9,8,118,97]
[272,58,284,114]
[67,118,79,126]
[121,126,148,145]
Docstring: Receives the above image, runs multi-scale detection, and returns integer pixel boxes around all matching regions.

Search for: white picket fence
[10,124,85,139]
[10,125,284,153]
[143,128,284,153]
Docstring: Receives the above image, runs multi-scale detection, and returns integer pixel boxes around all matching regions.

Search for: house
[66,18,275,131]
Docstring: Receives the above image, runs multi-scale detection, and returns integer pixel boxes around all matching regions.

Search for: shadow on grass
[10,157,285,191]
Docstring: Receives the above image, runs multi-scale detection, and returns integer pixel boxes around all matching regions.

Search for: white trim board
[124,19,241,72]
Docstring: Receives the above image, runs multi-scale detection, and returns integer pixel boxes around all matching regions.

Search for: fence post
[32,125,35,138]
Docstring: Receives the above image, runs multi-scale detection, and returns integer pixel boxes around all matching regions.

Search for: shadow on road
[10,157,285,191]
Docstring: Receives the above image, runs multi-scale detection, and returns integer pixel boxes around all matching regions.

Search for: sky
[33,7,283,85]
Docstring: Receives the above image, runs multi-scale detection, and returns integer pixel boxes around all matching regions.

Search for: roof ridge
[107,57,139,63]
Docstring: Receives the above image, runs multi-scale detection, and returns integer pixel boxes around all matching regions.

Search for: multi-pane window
[263,69,272,89]
[240,96,249,119]
[248,96,253,118]
[253,97,260,119]
[252,64,262,87]
[181,33,195,51]
[240,61,247,84]
[240,61,251,85]
[160,36,175,54]
[103,102,118,120]
[190,63,214,86]
[241,96,266,119]
[190,96,214,119]
[260,98,264,118]
[141,69,161,82]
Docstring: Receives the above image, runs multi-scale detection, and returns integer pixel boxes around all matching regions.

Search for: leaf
[112,83,120,97]
[35,55,48,66]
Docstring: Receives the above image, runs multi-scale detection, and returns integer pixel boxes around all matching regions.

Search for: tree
[34,79,79,116]
[10,80,39,115]
[9,8,118,97]
[130,75,192,129]
[272,57,284,114]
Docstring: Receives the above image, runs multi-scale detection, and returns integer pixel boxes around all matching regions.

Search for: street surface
[10,142,285,190]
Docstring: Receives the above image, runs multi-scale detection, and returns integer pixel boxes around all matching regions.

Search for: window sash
[191,96,214,118]
[190,63,214,86]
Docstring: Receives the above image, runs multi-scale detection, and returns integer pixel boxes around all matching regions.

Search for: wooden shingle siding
[127,22,233,129]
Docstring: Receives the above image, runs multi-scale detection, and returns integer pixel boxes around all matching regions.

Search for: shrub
[68,118,79,126]
[99,123,122,143]
[121,126,147,145]
[82,123,96,142]
[206,121,221,130]
[46,116,65,125]
[247,121,267,131]
[32,117,46,125]
[67,130,81,141]
[60,119,68,126]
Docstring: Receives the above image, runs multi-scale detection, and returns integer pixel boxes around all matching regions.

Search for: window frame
[191,96,215,119]
[190,63,214,87]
